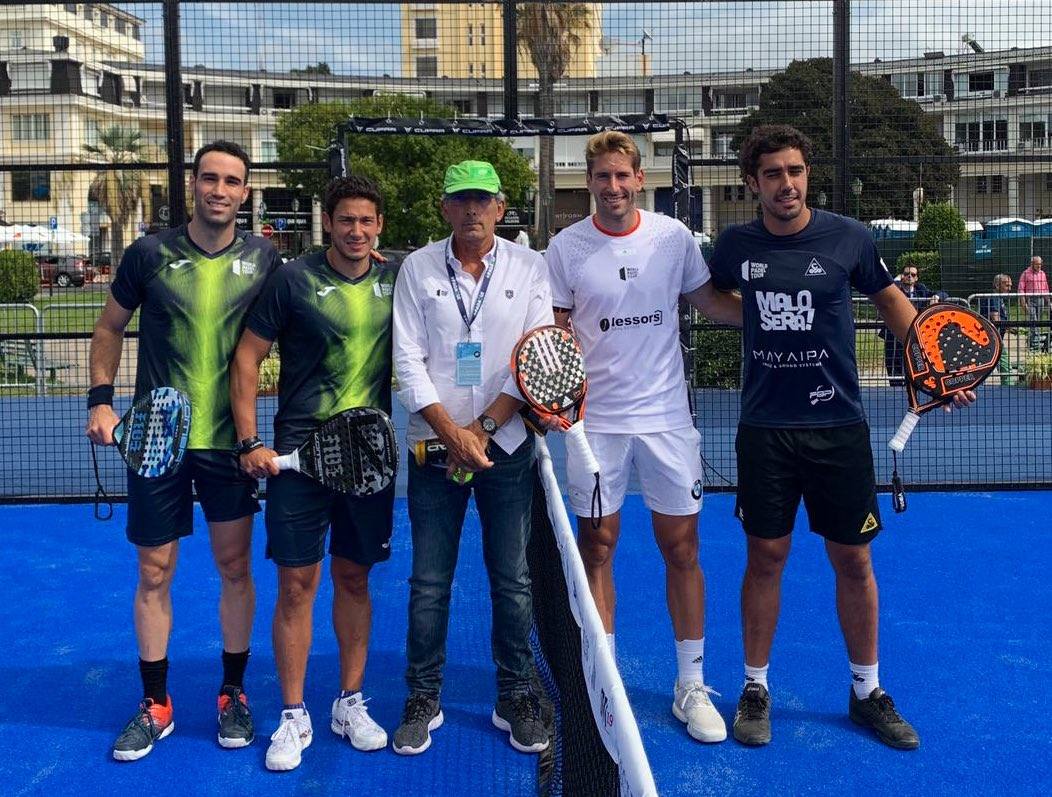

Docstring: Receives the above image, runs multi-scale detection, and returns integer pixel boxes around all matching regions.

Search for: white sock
[606,633,616,660]
[744,662,769,690]
[282,704,308,720]
[675,638,705,685]
[850,661,879,699]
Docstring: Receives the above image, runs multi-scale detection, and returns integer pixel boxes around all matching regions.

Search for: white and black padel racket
[511,325,602,524]
[273,407,397,496]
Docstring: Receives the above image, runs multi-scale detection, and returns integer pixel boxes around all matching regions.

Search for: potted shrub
[1022,353,1052,389]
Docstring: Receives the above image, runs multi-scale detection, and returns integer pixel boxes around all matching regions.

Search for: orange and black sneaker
[112,696,174,761]
[217,685,254,748]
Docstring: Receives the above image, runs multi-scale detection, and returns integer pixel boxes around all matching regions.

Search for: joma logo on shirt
[756,290,814,331]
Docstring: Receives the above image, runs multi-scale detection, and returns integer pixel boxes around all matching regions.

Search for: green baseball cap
[443,160,502,195]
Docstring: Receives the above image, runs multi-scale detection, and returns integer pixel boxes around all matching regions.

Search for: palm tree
[83,126,149,266]
[517,4,594,249]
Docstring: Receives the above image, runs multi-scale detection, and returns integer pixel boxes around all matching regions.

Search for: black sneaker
[112,697,175,761]
[733,683,771,746]
[849,687,920,750]
[217,685,254,748]
[492,690,551,753]
[393,693,443,755]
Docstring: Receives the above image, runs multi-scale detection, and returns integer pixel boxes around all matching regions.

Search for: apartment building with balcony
[3,3,1052,248]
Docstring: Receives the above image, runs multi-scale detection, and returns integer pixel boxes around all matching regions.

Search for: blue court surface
[1,490,1049,796]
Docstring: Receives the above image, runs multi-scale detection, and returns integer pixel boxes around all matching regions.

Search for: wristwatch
[234,435,264,457]
[478,414,498,435]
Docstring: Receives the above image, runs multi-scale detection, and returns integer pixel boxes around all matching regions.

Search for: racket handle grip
[273,450,300,472]
[564,421,599,475]
[889,411,920,452]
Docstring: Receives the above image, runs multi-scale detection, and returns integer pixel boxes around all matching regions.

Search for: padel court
[1,489,1047,795]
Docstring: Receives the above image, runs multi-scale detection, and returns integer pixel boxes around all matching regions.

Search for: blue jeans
[405,436,535,698]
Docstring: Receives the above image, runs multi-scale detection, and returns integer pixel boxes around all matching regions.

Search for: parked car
[37,255,96,288]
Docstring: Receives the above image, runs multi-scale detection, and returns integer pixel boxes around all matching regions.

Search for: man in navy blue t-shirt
[708,125,969,751]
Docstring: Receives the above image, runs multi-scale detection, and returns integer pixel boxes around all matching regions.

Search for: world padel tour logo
[598,310,662,332]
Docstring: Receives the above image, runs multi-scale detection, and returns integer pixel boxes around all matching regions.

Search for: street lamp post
[851,177,863,219]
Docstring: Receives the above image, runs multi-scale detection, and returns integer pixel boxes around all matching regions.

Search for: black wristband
[234,436,264,457]
[87,384,115,408]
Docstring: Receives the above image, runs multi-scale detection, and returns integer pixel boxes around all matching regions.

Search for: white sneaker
[331,692,388,751]
[265,709,313,771]
[672,680,727,743]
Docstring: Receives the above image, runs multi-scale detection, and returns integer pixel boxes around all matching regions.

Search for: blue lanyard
[445,238,497,335]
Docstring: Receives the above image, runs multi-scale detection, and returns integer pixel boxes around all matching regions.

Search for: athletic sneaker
[672,680,727,743]
[492,690,551,753]
[266,708,313,771]
[849,687,920,750]
[331,692,387,751]
[112,696,174,761]
[392,693,443,755]
[217,685,254,748]
[733,682,771,746]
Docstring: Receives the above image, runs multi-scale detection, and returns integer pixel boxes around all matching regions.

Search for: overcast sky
[120,1,1052,77]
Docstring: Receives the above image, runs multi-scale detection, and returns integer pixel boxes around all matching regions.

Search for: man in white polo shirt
[392,160,554,756]
[546,132,742,743]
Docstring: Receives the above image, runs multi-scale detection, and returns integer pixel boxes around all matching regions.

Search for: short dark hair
[323,175,384,218]
[192,140,251,180]
[738,125,814,181]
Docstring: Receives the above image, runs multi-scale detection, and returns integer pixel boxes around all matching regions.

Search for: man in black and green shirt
[86,141,282,761]
[230,175,395,771]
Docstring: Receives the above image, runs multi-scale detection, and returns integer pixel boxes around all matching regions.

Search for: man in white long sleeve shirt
[391,160,554,757]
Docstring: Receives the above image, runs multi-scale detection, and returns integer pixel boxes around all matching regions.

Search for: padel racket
[511,325,602,524]
[887,303,1000,511]
[273,407,397,496]
[91,386,192,520]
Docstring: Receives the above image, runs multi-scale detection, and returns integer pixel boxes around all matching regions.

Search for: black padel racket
[887,303,1001,511]
[92,386,192,520]
[273,407,397,496]
[511,325,602,524]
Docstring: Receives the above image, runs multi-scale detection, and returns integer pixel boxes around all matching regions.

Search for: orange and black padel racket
[889,303,1001,453]
[887,303,1000,513]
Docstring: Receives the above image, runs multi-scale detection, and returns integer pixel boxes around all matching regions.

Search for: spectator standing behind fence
[1018,256,1050,351]
[979,273,1015,384]
[879,265,930,386]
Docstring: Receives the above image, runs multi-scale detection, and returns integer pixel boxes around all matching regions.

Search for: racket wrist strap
[87,384,114,408]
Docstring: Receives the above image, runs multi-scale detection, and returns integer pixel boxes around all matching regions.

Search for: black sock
[221,649,250,692]
[139,657,169,705]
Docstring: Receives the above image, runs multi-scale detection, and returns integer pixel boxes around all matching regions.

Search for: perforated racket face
[512,326,587,413]
[115,387,192,478]
[298,407,397,495]
[904,304,1001,401]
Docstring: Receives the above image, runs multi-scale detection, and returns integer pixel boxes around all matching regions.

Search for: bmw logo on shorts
[691,479,703,500]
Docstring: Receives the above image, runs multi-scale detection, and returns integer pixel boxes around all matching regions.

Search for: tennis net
[528,436,656,797]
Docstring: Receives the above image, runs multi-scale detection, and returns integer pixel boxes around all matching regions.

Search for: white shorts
[566,426,704,518]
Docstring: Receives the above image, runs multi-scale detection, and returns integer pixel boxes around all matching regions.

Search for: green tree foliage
[914,201,970,252]
[0,249,39,303]
[84,126,151,266]
[692,326,742,389]
[290,62,331,75]
[275,96,535,248]
[732,59,959,220]
[517,4,593,249]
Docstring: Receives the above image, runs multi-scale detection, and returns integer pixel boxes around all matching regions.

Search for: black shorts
[264,469,395,568]
[126,450,260,547]
[734,422,882,545]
